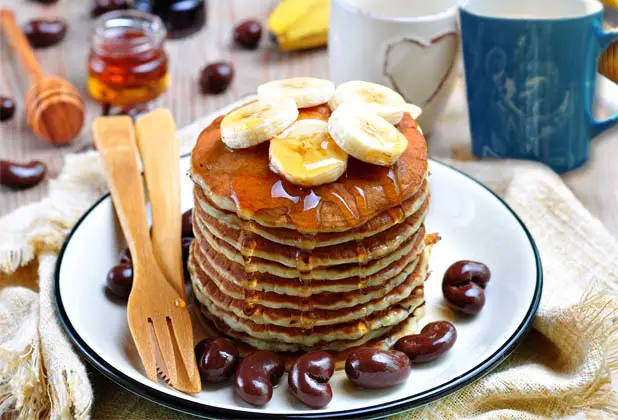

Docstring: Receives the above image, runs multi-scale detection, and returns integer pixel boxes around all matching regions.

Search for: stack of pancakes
[188,105,434,361]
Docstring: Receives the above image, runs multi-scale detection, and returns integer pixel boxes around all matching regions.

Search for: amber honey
[88,10,169,106]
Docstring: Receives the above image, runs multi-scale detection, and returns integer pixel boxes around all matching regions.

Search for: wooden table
[2,0,618,226]
[0,0,328,215]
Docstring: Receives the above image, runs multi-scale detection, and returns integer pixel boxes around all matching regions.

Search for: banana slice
[329,80,413,124]
[258,77,335,108]
[221,98,299,149]
[328,103,408,166]
[269,119,348,187]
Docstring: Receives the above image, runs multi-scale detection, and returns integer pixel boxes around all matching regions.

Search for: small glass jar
[88,10,170,106]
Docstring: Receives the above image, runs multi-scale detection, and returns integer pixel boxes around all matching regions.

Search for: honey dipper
[0,8,84,145]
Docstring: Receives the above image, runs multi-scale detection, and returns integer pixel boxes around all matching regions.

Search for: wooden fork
[92,116,201,393]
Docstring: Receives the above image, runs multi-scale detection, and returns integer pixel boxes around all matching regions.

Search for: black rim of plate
[54,157,543,420]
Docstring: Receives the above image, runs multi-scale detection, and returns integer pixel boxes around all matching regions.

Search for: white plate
[55,157,542,419]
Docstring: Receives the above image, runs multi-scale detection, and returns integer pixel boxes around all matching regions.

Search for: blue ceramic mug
[460,0,618,172]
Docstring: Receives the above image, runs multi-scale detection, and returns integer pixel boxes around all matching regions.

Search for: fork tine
[168,312,201,392]
[151,317,179,386]
[157,367,172,386]
[127,314,158,382]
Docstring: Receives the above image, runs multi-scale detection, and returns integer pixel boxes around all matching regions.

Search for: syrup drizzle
[300,233,318,250]
[240,224,259,316]
[303,191,321,212]
[350,184,368,218]
[384,167,401,204]
[192,105,425,234]
[271,180,300,204]
[296,249,314,331]
[191,105,427,337]
[323,184,359,226]
[387,205,406,224]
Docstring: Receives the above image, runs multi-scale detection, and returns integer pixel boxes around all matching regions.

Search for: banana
[220,98,299,149]
[328,103,408,166]
[258,77,335,108]
[270,119,348,187]
[329,80,421,125]
[268,0,329,52]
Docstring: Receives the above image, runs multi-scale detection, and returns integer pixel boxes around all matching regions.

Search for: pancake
[193,177,430,249]
[197,303,425,358]
[191,235,427,296]
[193,282,424,346]
[193,219,427,280]
[190,243,422,309]
[190,248,428,327]
[188,101,434,359]
[190,105,428,233]
[193,196,429,268]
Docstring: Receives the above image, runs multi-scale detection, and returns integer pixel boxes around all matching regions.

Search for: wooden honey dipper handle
[0,7,84,145]
[0,8,45,82]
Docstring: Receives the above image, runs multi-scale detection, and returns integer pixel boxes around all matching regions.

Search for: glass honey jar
[88,10,170,106]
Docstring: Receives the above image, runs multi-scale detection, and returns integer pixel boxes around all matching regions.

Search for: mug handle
[590,23,618,137]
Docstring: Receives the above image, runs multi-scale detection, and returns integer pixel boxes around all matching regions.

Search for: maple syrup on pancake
[296,250,314,330]
[239,229,259,316]
[387,206,406,224]
[193,108,422,234]
[193,106,425,333]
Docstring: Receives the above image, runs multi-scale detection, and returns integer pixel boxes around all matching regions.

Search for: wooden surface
[1,0,618,240]
[0,0,327,214]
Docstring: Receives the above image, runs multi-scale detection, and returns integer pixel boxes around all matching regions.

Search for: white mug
[329,0,460,134]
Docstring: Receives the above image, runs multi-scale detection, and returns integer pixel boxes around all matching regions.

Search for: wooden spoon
[0,8,84,145]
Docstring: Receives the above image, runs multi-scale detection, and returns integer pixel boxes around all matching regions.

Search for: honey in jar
[88,10,169,106]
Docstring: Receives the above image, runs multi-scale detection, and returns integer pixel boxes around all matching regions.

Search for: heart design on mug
[383,32,459,107]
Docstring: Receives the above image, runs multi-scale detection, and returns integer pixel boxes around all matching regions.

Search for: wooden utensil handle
[92,116,153,267]
[135,109,185,298]
[0,8,45,82]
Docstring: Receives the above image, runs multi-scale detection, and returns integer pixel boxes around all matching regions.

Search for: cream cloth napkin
[1,92,617,419]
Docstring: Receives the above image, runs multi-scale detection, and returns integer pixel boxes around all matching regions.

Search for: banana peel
[268,0,329,52]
